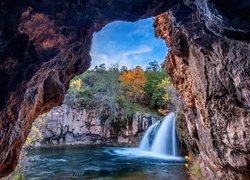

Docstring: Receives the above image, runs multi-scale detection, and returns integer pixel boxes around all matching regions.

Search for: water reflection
[25,146,188,179]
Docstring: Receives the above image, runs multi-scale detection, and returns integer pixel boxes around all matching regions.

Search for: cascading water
[139,112,180,157]
[110,112,184,161]
[139,122,159,150]
[151,112,177,156]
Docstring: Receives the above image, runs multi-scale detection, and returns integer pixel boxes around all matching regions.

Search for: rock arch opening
[26,17,169,147]
[0,0,249,179]
[0,1,175,177]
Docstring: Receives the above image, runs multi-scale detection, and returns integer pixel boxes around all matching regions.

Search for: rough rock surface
[0,0,249,179]
[31,104,156,146]
[0,0,175,177]
[154,1,250,179]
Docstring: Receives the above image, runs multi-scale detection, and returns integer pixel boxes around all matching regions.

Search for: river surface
[24,146,188,179]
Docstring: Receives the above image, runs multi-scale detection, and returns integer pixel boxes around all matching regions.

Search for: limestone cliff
[0,0,249,179]
[29,104,156,146]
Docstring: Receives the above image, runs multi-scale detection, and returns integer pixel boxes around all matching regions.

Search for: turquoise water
[24,146,188,179]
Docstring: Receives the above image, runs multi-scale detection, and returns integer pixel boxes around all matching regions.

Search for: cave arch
[0,0,249,179]
[90,18,167,69]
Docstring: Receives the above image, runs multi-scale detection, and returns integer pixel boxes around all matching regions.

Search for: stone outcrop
[30,104,157,146]
[0,0,249,179]
[0,0,175,177]
[154,1,250,179]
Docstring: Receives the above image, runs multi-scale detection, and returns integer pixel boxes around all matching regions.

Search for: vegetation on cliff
[11,62,176,179]
[64,61,173,122]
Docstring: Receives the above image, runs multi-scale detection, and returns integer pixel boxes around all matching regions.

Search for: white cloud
[128,21,152,38]
[89,18,167,70]
[90,45,152,69]
[121,45,151,61]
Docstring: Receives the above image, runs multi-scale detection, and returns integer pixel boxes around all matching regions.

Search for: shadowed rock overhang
[0,0,249,179]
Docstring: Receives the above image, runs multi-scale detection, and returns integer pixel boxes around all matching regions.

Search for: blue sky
[90,18,168,69]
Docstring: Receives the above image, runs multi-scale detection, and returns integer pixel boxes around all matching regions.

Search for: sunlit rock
[0,0,249,178]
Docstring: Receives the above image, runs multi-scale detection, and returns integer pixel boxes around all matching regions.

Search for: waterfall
[139,112,179,157]
[172,115,177,156]
[139,122,159,150]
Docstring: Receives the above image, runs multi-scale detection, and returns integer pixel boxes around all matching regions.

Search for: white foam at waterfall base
[138,112,185,161]
[110,148,185,162]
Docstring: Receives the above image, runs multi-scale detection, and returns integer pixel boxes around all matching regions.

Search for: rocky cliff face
[0,0,249,179]
[154,1,250,179]
[30,104,156,146]
[0,0,175,177]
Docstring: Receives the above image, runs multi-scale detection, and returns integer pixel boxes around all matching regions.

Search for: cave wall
[154,1,250,179]
[0,0,176,177]
[0,0,249,179]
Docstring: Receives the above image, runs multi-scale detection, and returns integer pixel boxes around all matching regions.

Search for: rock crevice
[0,0,249,179]
[154,1,250,178]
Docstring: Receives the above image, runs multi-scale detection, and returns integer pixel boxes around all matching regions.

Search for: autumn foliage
[119,66,146,101]
[70,79,82,91]
[66,61,173,117]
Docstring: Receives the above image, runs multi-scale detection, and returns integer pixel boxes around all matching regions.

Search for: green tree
[64,62,172,123]
[93,64,120,122]
[65,64,121,122]
[146,60,161,72]
[94,63,106,72]
[121,66,128,72]
[144,61,171,109]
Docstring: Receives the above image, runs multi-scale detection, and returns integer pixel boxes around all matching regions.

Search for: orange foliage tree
[119,66,146,101]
